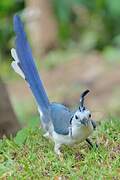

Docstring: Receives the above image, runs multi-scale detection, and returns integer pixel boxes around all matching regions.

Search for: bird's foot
[43,132,50,139]
[86,138,98,149]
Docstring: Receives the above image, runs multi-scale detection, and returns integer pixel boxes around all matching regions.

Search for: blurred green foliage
[1,0,120,61]
[0,0,24,61]
[53,0,120,50]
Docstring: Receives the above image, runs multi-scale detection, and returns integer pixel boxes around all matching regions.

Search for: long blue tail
[13,15,50,122]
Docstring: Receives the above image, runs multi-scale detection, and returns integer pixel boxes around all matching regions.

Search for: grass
[0,117,120,179]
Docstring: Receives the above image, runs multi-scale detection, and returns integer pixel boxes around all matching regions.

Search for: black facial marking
[70,116,73,125]
[75,115,78,119]
[82,107,85,111]
[91,120,96,129]
[89,114,91,118]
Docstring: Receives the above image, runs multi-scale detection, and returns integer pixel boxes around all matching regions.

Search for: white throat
[71,121,93,141]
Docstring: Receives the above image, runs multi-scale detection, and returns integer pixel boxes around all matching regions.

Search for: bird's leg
[86,138,93,148]
[54,143,62,155]
[86,138,98,148]
[54,143,64,160]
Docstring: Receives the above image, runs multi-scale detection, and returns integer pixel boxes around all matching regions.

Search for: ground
[0,117,120,179]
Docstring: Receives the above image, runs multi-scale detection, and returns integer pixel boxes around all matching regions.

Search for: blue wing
[13,15,50,123]
[50,103,73,135]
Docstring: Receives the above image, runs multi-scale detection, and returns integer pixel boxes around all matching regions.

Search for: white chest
[52,122,94,145]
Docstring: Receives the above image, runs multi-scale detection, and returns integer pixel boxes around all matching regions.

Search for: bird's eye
[83,107,85,111]
[75,115,79,119]
[89,114,91,118]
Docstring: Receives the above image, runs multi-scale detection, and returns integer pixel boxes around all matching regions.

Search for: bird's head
[70,90,92,126]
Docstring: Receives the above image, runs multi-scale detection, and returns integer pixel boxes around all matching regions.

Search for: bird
[11,15,97,156]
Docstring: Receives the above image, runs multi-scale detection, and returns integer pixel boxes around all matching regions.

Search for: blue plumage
[11,15,97,155]
[50,103,73,135]
[14,15,50,121]
[13,15,72,134]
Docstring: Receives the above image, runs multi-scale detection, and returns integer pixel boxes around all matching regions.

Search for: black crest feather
[80,89,90,108]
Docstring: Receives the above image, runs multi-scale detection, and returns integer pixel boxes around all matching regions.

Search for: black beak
[81,118,89,126]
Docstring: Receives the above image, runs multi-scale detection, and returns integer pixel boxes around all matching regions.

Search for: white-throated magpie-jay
[11,15,97,156]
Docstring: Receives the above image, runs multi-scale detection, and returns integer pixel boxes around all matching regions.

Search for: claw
[43,132,50,138]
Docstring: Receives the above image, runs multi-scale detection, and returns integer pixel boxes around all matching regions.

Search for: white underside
[45,121,94,155]
[51,122,94,145]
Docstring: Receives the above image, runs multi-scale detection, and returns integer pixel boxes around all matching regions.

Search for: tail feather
[11,15,50,122]
[11,48,25,79]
